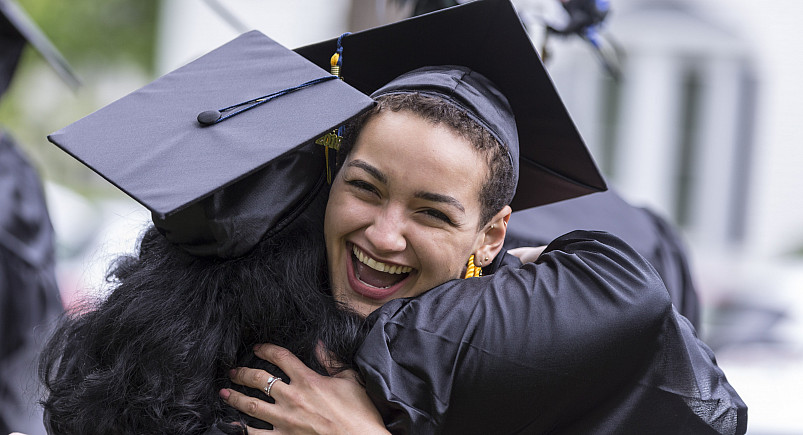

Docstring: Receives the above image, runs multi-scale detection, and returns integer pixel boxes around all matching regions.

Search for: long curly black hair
[39,190,367,434]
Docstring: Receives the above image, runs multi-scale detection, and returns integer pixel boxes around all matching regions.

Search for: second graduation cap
[0,0,80,91]
[296,0,606,210]
[49,30,374,258]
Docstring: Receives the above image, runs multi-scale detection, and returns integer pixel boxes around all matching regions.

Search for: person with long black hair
[38,187,377,434]
[38,29,382,434]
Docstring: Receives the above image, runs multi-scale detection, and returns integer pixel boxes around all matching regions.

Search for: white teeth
[352,245,412,274]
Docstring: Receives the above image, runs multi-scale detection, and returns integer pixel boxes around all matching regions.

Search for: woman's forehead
[354,111,482,171]
[347,111,486,206]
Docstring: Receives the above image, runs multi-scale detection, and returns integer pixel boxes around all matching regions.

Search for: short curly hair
[337,93,515,228]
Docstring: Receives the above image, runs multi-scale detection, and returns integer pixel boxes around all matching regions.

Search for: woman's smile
[347,243,414,300]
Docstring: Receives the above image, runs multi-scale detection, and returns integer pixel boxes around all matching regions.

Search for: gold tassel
[330,53,341,78]
[464,254,482,279]
[315,132,341,184]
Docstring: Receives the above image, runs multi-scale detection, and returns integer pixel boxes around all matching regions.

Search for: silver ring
[264,375,282,398]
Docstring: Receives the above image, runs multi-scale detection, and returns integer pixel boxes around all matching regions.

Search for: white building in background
[545,0,803,259]
[156,0,353,73]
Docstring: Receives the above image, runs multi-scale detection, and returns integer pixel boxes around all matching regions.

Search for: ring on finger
[264,375,282,398]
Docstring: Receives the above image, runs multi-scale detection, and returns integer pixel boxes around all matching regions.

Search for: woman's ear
[474,205,512,267]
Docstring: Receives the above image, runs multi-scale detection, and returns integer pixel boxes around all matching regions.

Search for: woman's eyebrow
[414,191,465,213]
[346,159,465,213]
[346,159,387,184]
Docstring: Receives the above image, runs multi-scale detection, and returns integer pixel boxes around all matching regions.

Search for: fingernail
[219,388,231,400]
[253,343,263,352]
[229,368,237,378]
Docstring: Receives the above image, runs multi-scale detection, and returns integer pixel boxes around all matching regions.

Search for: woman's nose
[364,208,407,254]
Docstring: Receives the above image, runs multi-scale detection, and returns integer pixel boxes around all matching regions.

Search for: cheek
[415,232,478,280]
[325,182,352,228]
[325,187,370,239]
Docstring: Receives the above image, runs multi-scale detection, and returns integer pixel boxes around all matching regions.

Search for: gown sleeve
[355,230,746,435]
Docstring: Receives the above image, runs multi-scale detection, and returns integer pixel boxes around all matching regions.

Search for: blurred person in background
[505,188,701,328]
[0,0,77,433]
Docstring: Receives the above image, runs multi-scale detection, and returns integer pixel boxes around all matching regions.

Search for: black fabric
[505,189,701,328]
[357,230,746,434]
[152,138,329,258]
[0,25,24,97]
[0,131,62,435]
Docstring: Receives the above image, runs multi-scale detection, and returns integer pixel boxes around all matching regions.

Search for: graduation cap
[295,0,606,210]
[48,30,374,258]
[0,0,80,93]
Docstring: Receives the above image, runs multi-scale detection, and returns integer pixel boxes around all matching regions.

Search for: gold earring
[464,254,482,278]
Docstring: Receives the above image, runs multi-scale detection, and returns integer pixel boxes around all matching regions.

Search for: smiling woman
[325,92,513,316]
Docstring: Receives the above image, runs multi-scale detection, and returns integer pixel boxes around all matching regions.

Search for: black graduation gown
[0,131,62,435]
[356,230,746,434]
[505,189,701,329]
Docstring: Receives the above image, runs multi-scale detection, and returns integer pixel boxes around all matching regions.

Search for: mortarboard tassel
[317,32,351,183]
[329,32,350,78]
[316,128,341,184]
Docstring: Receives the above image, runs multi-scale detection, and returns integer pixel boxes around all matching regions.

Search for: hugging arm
[358,230,745,434]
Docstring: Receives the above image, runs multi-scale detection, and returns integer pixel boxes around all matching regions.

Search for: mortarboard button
[197,110,222,125]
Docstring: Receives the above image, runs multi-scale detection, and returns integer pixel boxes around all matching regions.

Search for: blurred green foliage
[16,0,159,69]
[0,0,160,194]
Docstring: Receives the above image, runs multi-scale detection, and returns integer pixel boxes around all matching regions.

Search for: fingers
[219,387,277,423]
[229,367,285,399]
[508,245,547,263]
[253,343,312,380]
[244,425,274,435]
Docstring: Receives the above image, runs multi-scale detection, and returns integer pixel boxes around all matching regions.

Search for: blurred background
[1,0,801,433]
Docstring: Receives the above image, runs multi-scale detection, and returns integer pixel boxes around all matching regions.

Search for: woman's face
[324,110,492,317]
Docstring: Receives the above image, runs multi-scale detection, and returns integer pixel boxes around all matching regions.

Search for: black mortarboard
[0,0,80,93]
[48,31,374,258]
[295,0,606,210]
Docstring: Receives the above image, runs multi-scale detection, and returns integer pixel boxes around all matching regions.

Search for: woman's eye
[422,209,455,226]
[346,179,378,195]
